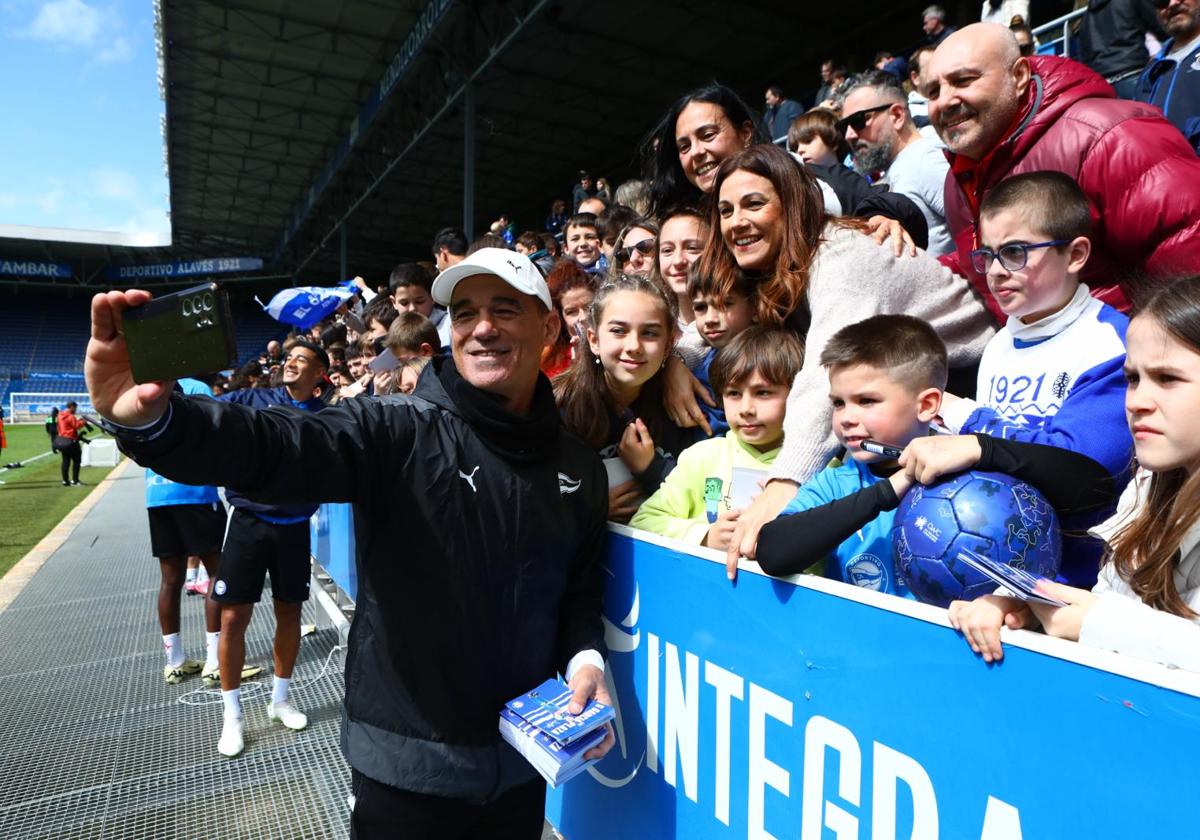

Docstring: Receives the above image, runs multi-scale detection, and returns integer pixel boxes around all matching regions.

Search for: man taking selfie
[86,249,613,839]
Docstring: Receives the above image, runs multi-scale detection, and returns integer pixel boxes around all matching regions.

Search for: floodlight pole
[463,81,476,241]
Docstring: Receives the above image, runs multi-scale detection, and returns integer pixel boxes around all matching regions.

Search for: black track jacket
[116,367,609,801]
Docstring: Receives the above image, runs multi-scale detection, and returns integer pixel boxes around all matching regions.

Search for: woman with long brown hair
[949,274,1200,671]
[687,144,993,572]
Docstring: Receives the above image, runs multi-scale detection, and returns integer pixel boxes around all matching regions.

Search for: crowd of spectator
[186,6,1200,679]
[101,9,1200,796]
[74,8,1200,832]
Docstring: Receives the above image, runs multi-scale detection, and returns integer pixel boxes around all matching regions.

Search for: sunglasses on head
[836,103,892,133]
[616,238,656,263]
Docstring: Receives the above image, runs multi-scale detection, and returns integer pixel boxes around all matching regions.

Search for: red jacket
[941,55,1200,321]
[56,410,86,441]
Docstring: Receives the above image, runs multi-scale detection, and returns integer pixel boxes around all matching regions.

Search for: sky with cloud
[0,0,169,238]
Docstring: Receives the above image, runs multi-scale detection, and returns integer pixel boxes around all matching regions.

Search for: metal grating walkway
[0,469,350,839]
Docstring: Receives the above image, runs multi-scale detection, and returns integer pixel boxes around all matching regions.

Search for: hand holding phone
[86,290,173,427]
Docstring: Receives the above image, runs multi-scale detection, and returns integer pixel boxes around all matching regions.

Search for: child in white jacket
[949,274,1200,671]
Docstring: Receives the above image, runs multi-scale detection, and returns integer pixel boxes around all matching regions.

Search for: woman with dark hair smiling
[644,83,758,217]
[686,144,994,577]
[642,82,926,247]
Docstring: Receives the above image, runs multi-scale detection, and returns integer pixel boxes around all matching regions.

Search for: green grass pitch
[0,424,117,578]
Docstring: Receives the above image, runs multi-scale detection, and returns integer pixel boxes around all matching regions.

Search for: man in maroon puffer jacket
[926,22,1200,321]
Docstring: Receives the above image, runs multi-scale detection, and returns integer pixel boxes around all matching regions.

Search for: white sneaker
[268,701,308,731]
[218,716,244,757]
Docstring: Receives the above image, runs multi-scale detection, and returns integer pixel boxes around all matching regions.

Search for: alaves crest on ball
[892,470,1061,608]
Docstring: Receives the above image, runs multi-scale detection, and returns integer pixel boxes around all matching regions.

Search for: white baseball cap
[431,247,552,310]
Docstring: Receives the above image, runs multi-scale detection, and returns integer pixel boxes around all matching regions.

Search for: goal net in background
[8,392,95,423]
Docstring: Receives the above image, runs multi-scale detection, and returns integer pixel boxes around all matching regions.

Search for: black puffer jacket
[116,360,609,801]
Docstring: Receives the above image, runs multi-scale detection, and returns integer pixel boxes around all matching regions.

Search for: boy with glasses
[939,171,1132,585]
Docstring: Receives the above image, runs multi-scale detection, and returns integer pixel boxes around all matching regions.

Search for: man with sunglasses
[840,71,954,256]
[926,22,1200,321]
[1135,0,1200,153]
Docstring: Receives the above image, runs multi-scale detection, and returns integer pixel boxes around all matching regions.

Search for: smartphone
[860,439,904,458]
[121,283,238,384]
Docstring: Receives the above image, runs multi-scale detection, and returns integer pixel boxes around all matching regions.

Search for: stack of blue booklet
[498,678,615,787]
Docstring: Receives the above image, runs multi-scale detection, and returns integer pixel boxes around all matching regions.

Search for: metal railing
[1032,7,1086,57]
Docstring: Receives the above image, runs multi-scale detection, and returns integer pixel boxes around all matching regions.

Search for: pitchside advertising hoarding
[311,511,1200,838]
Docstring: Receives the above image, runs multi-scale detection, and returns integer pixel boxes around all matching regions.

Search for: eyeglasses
[616,238,656,263]
[970,240,1068,274]
[836,104,892,133]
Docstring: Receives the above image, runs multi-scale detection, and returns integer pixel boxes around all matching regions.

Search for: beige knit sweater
[680,224,995,485]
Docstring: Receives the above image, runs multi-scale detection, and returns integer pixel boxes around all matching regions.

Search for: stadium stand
[0,294,285,414]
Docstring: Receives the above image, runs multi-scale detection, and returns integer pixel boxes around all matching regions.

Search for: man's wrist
[100,402,174,443]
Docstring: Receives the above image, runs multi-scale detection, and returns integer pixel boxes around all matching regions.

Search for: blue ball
[892,470,1061,607]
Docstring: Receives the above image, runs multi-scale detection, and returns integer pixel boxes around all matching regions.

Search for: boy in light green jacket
[631,327,804,550]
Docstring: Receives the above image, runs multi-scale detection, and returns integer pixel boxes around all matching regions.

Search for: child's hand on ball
[888,469,915,498]
[899,435,983,486]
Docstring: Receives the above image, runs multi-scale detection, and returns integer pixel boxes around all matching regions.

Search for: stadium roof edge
[0,225,172,249]
[154,0,944,284]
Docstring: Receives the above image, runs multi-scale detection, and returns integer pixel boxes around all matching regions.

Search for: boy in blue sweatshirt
[757,315,947,597]
[938,171,1131,586]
